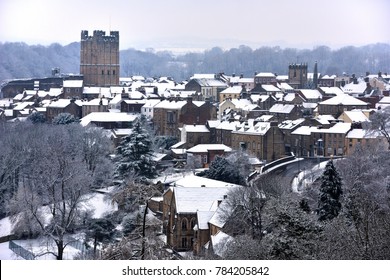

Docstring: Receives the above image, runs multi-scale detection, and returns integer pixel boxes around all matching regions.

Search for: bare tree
[5,123,113,260]
[368,106,390,149]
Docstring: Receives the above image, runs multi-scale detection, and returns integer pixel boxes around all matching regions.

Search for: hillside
[1,42,389,83]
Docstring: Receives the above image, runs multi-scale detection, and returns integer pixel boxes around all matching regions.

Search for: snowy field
[0,192,117,260]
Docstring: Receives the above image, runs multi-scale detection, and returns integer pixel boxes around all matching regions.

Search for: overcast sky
[0,0,389,50]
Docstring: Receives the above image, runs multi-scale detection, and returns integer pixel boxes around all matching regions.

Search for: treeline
[1,42,390,83]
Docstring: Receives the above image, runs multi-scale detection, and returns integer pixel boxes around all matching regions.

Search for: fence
[9,240,35,260]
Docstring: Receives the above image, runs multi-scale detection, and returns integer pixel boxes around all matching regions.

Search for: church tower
[288,63,308,89]
[80,30,120,87]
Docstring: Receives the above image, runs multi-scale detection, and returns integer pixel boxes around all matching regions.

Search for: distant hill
[1,42,389,83]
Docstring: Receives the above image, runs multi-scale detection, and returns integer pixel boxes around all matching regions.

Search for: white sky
[0,0,389,50]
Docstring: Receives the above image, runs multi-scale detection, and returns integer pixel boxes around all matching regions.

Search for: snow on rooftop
[220,85,242,94]
[174,187,231,213]
[63,80,83,88]
[196,211,215,230]
[269,103,295,114]
[183,124,209,133]
[261,84,280,92]
[187,144,232,153]
[80,112,138,126]
[173,174,241,189]
[346,129,381,139]
[154,100,187,110]
[339,110,370,123]
[320,94,368,106]
[299,89,322,100]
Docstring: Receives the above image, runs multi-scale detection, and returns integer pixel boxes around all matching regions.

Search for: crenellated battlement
[81,30,119,42]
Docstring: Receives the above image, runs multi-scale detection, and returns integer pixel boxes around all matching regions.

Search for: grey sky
[0,0,389,50]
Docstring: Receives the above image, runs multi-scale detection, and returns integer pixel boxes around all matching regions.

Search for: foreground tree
[316,159,343,221]
[368,106,390,149]
[318,144,390,259]
[5,122,113,260]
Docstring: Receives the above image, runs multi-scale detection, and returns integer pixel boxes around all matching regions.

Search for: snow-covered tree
[114,121,156,181]
[316,159,343,221]
[85,218,117,258]
[368,106,390,149]
[5,122,113,260]
[52,112,79,125]
[203,152,251,185]
[27,111,46,124]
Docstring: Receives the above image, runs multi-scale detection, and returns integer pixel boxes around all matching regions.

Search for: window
[102,70,104,75]
[181,218,188,230]
[202,155,208,164]
[182,238,188,248]
[107,70,110,75]
[113,70,116,75]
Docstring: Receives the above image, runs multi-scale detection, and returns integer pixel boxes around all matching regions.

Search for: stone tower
[288,63,308,89]
[80,30,120,87]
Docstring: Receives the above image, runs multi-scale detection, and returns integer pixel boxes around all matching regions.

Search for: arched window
[181,218,188,230]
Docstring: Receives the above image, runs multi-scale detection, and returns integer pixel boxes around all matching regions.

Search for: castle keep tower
[288,63,308,89]
[80,30,119,86]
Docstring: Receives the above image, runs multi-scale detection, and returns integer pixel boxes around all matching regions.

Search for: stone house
[153,98,216,138]
[62,80,83,99]
[82,98,109,117]
[186,144,232,168]
[180,124,211,149]
[185,78,228,102]
[46,98,83,122]
[231,121,286,162]
[162,175,237,252]
[345,129,388,155]
[318,94,369,117]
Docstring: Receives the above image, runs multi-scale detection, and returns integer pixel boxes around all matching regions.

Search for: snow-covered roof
[291,126,316,136]
[255,72,275,77]
[220,86,242,94]
[339,110,369,123]
[269,103,295,114]
[261,84,280,92]
[84,98,109,106]
[319,94,368,106]
[250,94,270,103]
[183,124,210,133]
[63,80,83,88]
[278,82,294,90]
[299,89,322,100]
[173,187,231,213]
[233,121,271,136]
[187,144,232,153]
[342,81,367,94]
[154,100,187,110]
[319,87,344,96]
[80,112,138,126]
[346,129,381,139]
[378,96,390,104]
[141,99,161,108]
[46,99,83,108]
[315,114,336,125]
[13,102,34,111]
[196,211,215,230]
[312,122,352,134]
[173,174,241,189]
[216,121,241,131]
[278,118,305,130]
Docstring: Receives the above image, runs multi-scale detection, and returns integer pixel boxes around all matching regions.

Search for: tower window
[113,70,116,75]
[101,70,104,75]
[107,70,110,75]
